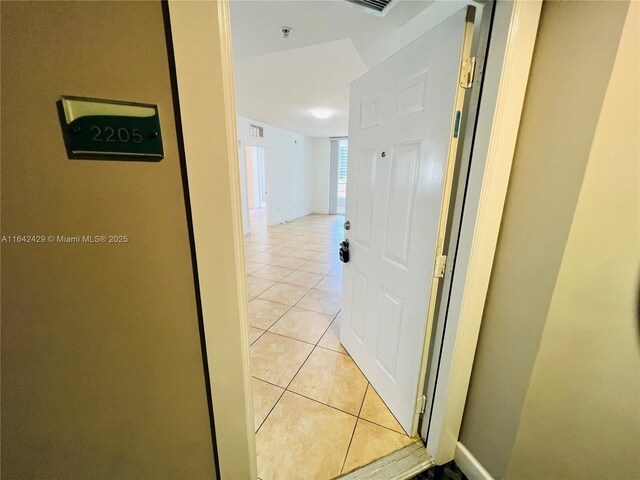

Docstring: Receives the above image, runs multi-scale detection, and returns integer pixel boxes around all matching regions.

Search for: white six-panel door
[340,7,474,435]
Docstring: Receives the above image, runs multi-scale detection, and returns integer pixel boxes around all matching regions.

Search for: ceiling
[230,0,433,137]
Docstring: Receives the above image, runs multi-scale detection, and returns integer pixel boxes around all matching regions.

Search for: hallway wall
[0,2,216,478]
[459,2,639,479]
[236,115,317,230]
[505,2,639,476]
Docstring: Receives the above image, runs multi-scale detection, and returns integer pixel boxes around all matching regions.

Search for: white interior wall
[236,115,319,231]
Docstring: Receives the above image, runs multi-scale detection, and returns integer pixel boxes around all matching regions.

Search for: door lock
[344,220,351,230]
[339,239,350,263]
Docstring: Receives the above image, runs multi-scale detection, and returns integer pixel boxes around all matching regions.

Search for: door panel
[376,287,404,379]
[383,141,421,268]
[354,149,377,250]
[350,269,369,342]
[341,7,474,435]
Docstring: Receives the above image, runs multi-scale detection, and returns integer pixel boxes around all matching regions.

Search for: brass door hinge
[433,255,447,278]
[416,394,427,414]
[460,57,476,89]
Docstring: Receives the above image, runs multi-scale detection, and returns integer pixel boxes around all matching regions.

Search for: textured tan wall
[506,2,640,477]
[0,2,216,478]
[459,1,631,478]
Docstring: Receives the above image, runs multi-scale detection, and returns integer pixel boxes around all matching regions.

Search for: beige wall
[460,1,638,478]
[506,2,640,476]
[1,2,216,478]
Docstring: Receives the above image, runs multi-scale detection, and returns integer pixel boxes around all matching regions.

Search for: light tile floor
[245,212,413,479]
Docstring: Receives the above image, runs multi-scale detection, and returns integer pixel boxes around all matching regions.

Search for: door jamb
[420,0,496,445]
[166,1,256,478]
[422,0,542,464]
[168,0,541,476]
[245,144,270,225]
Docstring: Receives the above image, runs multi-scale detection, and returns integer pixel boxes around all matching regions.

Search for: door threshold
[338,440,435,480]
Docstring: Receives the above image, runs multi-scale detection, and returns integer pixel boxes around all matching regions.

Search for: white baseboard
[454,442,494,480]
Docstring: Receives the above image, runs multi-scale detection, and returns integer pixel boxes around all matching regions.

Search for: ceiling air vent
[250,124,263,138]
[345,0,397,16]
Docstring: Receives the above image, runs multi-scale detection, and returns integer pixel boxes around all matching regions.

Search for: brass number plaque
[59,96,163,161]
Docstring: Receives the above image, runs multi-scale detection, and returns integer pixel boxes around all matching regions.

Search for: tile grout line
[358,383,410,436]
[248,257,343,280]
[276,298,334,398]
[269,292,342,346]
[340,383,370,475]
[250,375,285,390]
[255,281,341,317]
[257,299,298,334]
[282,345,316,392]
[252,310,345,355]
[263,227,412,465]
[247,216,357,473]
[257,295,336,324]
[267,385,406,436]
[355,416,410,437]
[249,328,266,346]
[251,351,408,435]
[249,239,341,267]
[272,305,358,417]
[283,389,360,419]
[250,275,302,436]
[254,386,287,436]
[357,384,369,418]
[249,262,341,296]
[252,273,353,429]
[258,329,322,349]
[315,343,349,356]
[269,272,337,390]
[250,289,339,346]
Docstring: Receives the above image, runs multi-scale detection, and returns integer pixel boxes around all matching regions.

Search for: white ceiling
[230,0,433,137]
[234,38,367,138]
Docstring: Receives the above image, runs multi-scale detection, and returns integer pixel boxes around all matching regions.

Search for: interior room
[231,0,485,477]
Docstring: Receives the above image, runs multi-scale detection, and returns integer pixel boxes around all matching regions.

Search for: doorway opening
[230,1,492,478]
[245,145,267,228]
[169,0,541,477]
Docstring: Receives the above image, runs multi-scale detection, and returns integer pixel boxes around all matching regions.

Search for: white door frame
[245,144,269,215]
[167,0,541,476]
